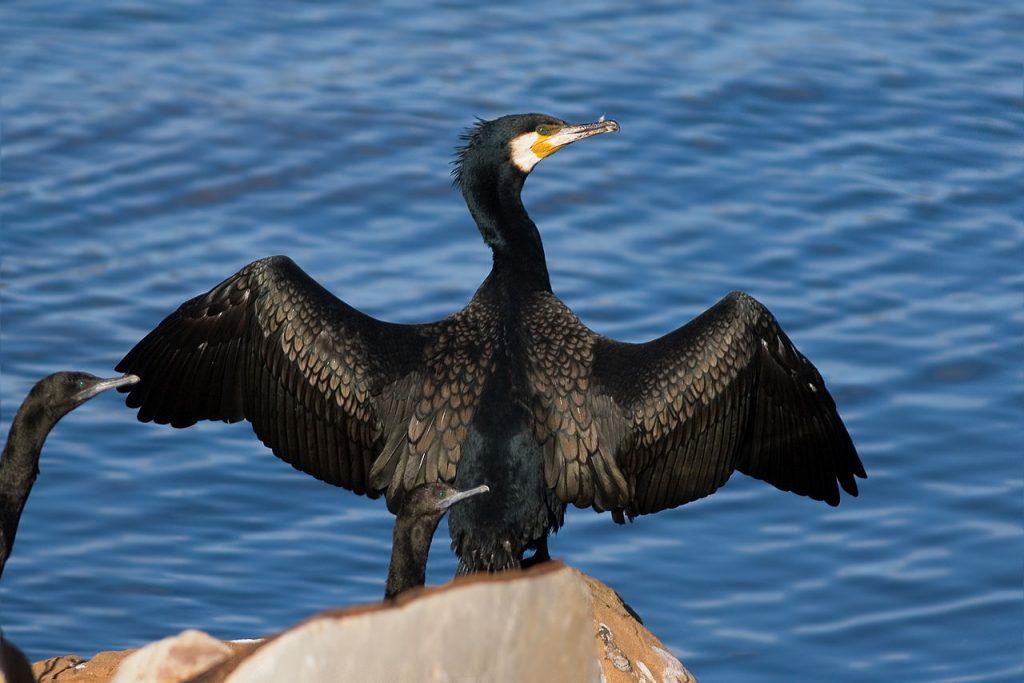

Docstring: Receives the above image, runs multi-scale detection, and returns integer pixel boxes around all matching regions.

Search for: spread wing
[117,255,428,497]
[528,291,864,518]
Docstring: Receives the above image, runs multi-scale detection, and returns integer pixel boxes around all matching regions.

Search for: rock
[32,643,254,683]
[30,563,695,683]
[35,651,117,682]
[579,571,696,683]
[196,562,598,682]
[110,630,233,683]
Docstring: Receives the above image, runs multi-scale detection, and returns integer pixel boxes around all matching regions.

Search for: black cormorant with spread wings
[117,114,865,573]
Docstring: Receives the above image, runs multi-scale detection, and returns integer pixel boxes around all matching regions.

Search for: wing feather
[592,291,864,516]
[527,289,864,518]
[118,256,426,496]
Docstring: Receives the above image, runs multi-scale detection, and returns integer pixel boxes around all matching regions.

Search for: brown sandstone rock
[35,650,127,683]
[579,571,696,683]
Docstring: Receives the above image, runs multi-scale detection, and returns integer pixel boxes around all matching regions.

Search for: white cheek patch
[509,132,543,173]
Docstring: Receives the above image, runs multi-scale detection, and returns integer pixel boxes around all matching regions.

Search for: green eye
[77,380,86,389]
[536,125,550,136]
[437,490,445,499]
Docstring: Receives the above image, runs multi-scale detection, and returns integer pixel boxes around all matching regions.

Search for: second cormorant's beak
[74,374,140,402]
[436,484,490,512]
[532,118,620,159]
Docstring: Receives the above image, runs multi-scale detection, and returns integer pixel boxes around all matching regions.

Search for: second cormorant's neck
[384,514,437,600]
[462,165,551,292]
[0,400,51,574]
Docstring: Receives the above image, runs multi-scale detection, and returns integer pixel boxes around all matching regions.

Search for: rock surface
[30,564,695,683]
[33,645,254,683]
[580,572,695,683]
[199,562,597,682]
[109,630,233,683]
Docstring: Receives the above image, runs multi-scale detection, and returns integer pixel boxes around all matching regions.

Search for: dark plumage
[385,482,489,599]
[117,113,865,575]
[1,372,139,578]
[0,632,35,683]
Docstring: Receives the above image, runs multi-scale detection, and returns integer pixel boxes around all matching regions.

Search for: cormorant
[0,372,140,578]
[386,482,489,599]
[0,631,35,683]
[117,113,865,574]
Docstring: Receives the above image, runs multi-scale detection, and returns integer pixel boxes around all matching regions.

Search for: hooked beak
[532,118,620,158]
[436,484,490,512]
[75,374,140,402]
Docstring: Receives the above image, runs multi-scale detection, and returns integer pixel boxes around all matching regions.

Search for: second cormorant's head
[401,482,491,527]
[25,372,139,423]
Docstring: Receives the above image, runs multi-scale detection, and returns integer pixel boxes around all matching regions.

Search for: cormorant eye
[437,490,445,499]
[536,125,550,136]
[77,380,86,389]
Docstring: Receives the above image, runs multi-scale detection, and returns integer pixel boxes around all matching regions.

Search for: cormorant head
[27,372,139,420]
[453,113,619,188]
[401,482,490,525]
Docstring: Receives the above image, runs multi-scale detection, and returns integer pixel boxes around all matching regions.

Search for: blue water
[1,2,1020,680]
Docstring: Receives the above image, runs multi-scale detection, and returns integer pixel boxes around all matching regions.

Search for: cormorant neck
[462,165,551,292]
[384,514,438,599]
[0,633,35,683]
[0,400,53,570]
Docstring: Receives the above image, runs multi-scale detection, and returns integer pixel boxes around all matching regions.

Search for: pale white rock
[217,565,598,683]
[110,629,232,683]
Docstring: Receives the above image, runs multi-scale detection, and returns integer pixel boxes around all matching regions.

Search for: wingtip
[854,460,868,480]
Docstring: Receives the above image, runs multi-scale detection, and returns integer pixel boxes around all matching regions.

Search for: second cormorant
[117,113,865,574]
[1,372,139,578]
[386,482,489,599]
